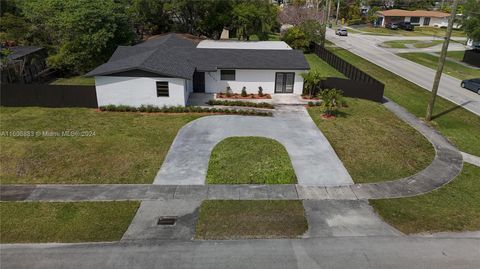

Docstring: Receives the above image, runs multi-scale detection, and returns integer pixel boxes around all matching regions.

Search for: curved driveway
[154,106,353,186]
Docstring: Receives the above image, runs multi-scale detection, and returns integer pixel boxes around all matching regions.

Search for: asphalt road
[1,237,479,269]
[326,29,480,116]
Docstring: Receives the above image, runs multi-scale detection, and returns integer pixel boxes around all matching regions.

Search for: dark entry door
[193,71,205,93]
[275,72,294,93]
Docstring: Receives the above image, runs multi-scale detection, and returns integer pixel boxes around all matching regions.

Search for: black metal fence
[0,84,98,108]
[463,50,480,68]
[314,44,385,102]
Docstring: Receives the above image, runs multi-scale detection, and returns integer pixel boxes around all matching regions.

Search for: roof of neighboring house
[86,33,309,78]
[6,46,43,60]
[377,9,450,18]
[197,40,292,50]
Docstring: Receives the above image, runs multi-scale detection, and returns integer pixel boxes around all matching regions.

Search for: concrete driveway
[326,29,480,116]
[154,106,353,186]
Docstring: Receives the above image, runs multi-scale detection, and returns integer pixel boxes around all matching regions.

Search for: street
[326,29,480,116]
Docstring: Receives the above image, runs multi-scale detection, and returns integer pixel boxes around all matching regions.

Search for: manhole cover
[157,216,177,225]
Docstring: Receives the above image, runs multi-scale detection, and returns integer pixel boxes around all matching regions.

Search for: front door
[275,72,295,93]
[193,71,205,93]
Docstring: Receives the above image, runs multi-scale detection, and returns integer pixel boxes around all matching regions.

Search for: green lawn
[380,40,419,48]
[304,53,345,78]
[413,40,443,48]
[0,107,201,184]
[50,76,95,86]
[0,201,139,243]
[357,26,466,37]
[195,200,308,240]
[380,40,443,49]
[327,47,480,156]
[435,50,465,62]
[398,52,480,80]
[371,163,480,234]
[308,99,434,183]
[206,137,297,184]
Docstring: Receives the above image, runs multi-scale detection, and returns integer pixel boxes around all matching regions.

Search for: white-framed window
[220,70,236,81]
[156,81,169,97]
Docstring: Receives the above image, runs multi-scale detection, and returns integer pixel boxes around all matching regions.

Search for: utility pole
[425,0,459,122]
[335,0,340,25]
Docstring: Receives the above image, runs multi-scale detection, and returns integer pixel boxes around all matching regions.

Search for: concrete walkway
[461,152,480,167]
[154,106,353,186]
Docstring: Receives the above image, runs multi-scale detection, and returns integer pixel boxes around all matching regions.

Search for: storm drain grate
[157,216,177,225]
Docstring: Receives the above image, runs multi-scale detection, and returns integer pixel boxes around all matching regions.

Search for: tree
[22,0,134,73]
[301,71,324,97]
[128,0,171,40]
[282,27,309,50]
[463,0,480,42]
[278,4,323,26]
[299,20,323,44]
[0,13,29,43]
[232,0,277,40]
[316,88,344,117]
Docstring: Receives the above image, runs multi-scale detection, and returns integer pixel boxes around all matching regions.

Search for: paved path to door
[154,106,353,186]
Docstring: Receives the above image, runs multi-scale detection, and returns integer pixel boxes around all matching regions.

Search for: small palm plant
[301,71,324,98]
[316,88,344,118]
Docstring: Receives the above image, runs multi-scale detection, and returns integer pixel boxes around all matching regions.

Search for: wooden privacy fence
[313,43,385,102]
[463,50,480,68]
[0,84,98,108]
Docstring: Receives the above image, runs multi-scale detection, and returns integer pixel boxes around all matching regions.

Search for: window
[156,81,169,97]
[220,70,235,81]
[410,17,420,24]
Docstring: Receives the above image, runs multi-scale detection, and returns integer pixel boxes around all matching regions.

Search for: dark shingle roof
[87,33,309,78]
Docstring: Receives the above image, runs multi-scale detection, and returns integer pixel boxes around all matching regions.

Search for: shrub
[207,99,274,109]
[258,86,264,97]
[282,26,309,51]
[226,86,233,97]
[241,87,247,97]
[98,104,273,116]
[316,88,344,116]
[308,101,314,107]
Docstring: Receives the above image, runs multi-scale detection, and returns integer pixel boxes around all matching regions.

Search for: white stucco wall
[204,69,305,95]
[94,76,188,107]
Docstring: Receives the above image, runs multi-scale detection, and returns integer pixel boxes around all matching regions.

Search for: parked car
[461,78,480,94]
[336,28,348,36]
[398,22,414,31]
[385,23,399,30]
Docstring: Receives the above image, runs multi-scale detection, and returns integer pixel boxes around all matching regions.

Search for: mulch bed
[216,93,272,99]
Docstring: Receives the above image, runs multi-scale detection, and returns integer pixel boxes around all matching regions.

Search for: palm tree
[301,71,324,98]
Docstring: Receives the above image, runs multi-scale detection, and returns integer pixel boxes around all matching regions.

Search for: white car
[336,28,348,36]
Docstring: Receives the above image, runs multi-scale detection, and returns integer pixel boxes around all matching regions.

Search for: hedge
[98,105,272,116]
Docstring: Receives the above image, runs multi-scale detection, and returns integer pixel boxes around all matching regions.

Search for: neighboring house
[0,45,48,83]
[87,33,309,107]
[376,9,452,28]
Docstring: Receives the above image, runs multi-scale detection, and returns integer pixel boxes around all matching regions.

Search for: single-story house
[86,33,309,107]
[376,9,451,28]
